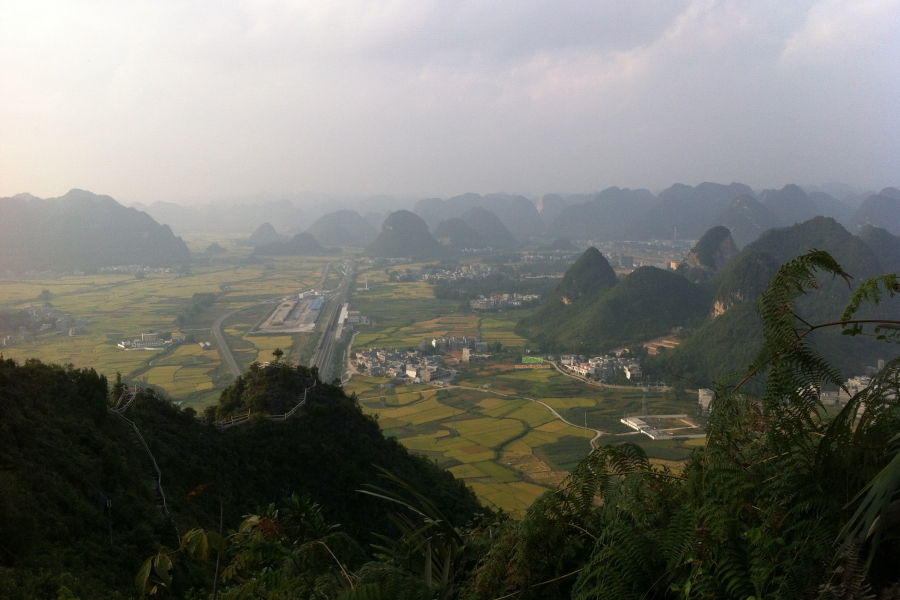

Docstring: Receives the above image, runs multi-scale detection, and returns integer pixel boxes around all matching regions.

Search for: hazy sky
[1,0,898,204]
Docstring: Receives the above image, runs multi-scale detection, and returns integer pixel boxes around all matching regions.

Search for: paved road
[213,262,333,378]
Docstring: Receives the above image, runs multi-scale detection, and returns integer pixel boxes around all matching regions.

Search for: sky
[1,0,898,204]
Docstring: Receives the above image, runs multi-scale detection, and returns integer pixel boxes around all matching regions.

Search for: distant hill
[254,232,325,255]
[554,247,618,302]
[205,242,227,254]
[808,191,854,225]
[859,225,900,274]
[248,222,289,247]
[305,210,378,247]
[628,182,753,240]
[650,217,897,384]
[851,190,900,235]
[682,226,739,272]
[544,238,578,252]
[0,189,190,271]
[537,194,577,226]
[550,187,657,241]
[460,207,517,249]
[713,195,782,248]
[518,248,707,353]
[759,184,821,226]
[414,193,544,240]
[135,197,306,234]
[365,210,444,259]
[433,218,485,249]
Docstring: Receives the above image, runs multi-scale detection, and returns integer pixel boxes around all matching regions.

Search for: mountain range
[523,218,900,383]
[304,210,379,247]
[0,190,190,271]
[414,193,544,240]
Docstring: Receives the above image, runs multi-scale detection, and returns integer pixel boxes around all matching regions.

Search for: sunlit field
[0,246,341,407]
[350,353,705,516]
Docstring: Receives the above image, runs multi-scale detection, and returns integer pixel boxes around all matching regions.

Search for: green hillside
[0,358,481,599]
[519,249,708,354]
[650,217,900,384]
[553,246,618,301]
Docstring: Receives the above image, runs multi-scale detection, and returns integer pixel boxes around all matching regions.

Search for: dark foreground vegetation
[2,250,900,599]
[0,359,480,599]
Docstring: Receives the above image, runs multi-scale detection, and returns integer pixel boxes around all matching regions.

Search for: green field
[349,351,705,516]
[341,271,705,514]
[0,241,341,408]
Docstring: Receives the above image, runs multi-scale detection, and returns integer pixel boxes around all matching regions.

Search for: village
[0,304,89,348]
[558,353,643,381]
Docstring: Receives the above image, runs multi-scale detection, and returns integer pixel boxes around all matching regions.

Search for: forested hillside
[518,248,708,353]
[0,358,480,599]
[650,217,900,384]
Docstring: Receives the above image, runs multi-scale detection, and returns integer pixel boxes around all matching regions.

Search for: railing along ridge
[107,404,169,516]
[213,383,315,430]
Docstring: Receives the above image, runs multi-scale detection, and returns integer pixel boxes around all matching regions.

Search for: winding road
[213,262,333,378]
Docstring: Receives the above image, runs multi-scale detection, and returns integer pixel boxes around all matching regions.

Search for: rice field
[0,249,341,407]
[349,352,706,516]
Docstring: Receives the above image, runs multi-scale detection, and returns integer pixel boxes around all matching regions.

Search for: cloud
[0,0,897,202]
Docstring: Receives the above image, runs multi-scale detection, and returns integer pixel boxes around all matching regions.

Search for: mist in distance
[1,0,898,204]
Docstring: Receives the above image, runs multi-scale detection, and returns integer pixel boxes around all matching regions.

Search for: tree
[469,251,900,599]
[272,348,284,362]
[39,289,51,302]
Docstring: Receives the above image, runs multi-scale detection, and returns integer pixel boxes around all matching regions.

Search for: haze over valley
[2,2,900,599]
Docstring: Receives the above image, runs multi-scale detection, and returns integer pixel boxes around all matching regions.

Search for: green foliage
[468,250,900,600]
[0,354,482,598]
[175,292,218,328]
[521,261,708,354]
[652,217,900,384]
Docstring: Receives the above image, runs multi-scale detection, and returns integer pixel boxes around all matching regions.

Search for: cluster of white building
[431,336,488,352]
[421,264,497,282]
[697,359,891,412]
[469,293,541,310]
[99,265,175,274]
[559,354,642,380]
[354,347,450,382]
[118,331,185,350]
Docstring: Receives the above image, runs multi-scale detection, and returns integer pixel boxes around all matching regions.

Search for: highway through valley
[308,262,354,381]
[213,262,332,378]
